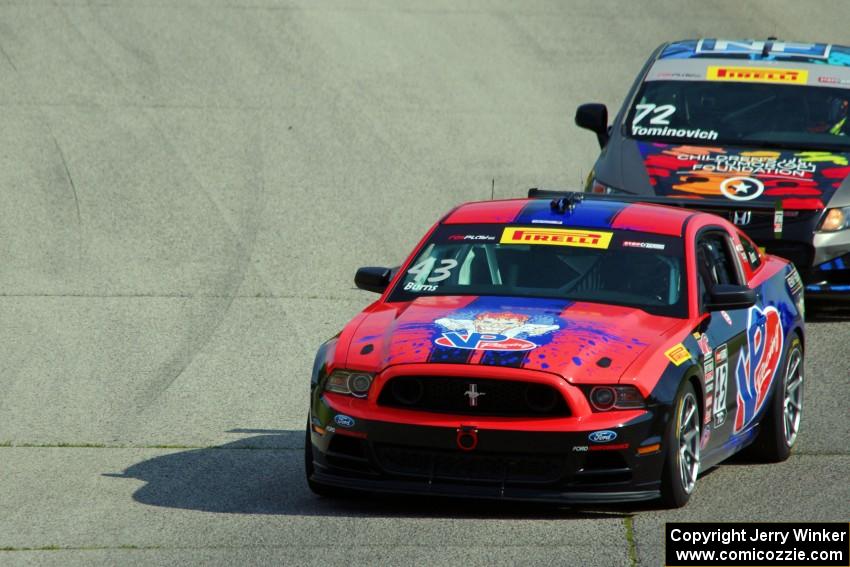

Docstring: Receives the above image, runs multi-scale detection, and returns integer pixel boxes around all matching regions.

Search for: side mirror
[355,266,392,293]
[705,284,757,312]
[575,103,609,148]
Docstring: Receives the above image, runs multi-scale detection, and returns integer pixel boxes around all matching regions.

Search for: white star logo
[720,176,765,201]
[731,181,753,194]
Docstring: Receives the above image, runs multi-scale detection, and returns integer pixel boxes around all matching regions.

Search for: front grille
[325,435,375,474]
[701,207,777,231]
[373,444,566,485]
[377,376,570,417]
[701,208,819,234]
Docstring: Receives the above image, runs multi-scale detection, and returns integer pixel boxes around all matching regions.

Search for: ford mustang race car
[305,193,805,507]
[575,38,850,302]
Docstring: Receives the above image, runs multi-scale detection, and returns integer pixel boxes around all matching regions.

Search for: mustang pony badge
[434,312,559,351]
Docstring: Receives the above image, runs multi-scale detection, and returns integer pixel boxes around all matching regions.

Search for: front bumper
[804,236,850,300]
[732,211,850,300]
[308,394,666,505]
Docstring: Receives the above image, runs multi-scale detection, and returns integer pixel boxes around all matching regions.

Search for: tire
[304,421,342,498]
[660,381,701,508]
[749,334,803,463]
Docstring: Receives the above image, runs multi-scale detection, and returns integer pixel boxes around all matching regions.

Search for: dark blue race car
[575,38,850,304]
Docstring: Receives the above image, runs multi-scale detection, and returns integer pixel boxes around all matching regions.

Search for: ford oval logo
[334,414,355,428]
[588,430,617,443]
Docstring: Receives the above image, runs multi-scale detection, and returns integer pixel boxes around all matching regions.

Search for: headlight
[819,207,850,232]
[586,178,626,195]
[587,385,645,411]
[324,370,374,398]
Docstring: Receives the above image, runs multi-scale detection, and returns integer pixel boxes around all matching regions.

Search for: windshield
[388,224,687,317]
[627,80,850,150]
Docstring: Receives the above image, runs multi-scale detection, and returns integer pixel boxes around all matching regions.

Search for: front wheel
[660,381,701,508]
[749,335,803,462]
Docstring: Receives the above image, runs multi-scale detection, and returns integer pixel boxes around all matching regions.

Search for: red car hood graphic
[343,295,681,384]
[637,142,850,210]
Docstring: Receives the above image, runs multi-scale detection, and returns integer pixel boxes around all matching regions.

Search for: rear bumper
[308,394,668,505]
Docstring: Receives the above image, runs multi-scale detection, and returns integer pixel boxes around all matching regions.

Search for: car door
[693,227,753,457]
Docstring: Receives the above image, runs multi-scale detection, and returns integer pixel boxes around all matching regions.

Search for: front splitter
[310,468,660,505]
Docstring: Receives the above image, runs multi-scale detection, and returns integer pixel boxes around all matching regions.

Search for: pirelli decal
[707,66,808,85]
[665,343,691,366]
[500,227,613,249]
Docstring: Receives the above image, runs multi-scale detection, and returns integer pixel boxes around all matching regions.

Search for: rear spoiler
[526,188,785,238]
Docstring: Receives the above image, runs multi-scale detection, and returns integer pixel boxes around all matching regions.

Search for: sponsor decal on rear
[713,344,729,428]
[734,306,784,433]
[434,312,559,351]
[665,343,691,366]
[500,227,612,249]
[707,65,808,84]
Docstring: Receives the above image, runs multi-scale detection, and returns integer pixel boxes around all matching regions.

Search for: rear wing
[526,188,785,238]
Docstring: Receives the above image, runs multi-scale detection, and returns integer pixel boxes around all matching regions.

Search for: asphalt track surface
[1,1,849,565]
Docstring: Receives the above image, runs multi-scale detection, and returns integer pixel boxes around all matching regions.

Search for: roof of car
[442,198,696,237]
[657,39,850,67]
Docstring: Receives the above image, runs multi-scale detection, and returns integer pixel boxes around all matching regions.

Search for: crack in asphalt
[0,38,17,72]
[624,516,638,567]
[48,132,84,263]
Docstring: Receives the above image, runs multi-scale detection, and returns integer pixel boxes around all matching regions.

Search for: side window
[739,234,762,271]
[697,231,742,289]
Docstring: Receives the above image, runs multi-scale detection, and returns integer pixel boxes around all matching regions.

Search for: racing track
[0,1,848,565]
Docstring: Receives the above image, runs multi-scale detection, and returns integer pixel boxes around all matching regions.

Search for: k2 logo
[734,306,783,433]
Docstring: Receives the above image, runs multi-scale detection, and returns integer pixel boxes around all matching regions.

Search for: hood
[637,142,850,210]
[344,295,680,384]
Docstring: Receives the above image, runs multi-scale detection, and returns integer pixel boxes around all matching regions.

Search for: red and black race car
[305,193,805,507]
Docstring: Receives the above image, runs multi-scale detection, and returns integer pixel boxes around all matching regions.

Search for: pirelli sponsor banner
[707,65,808,85]
[666,522,849,567]
[500,227,613,249]
[664,343,691,366]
